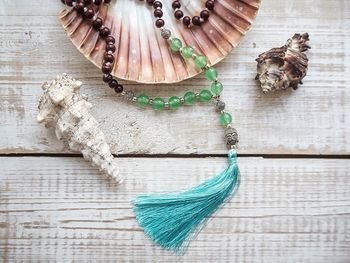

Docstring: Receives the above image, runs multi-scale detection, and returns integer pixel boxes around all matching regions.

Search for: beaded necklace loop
[59,0,241,253]
[60,0,237,143]
[171,0,215,27]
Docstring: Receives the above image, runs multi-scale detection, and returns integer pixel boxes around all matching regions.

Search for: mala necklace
[171,0,215,27]
[61,0,240,253]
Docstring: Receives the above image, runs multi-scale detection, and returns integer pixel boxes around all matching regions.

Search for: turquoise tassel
[133,149,240,253]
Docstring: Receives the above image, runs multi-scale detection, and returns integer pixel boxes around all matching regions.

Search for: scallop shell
[59,0,260,84]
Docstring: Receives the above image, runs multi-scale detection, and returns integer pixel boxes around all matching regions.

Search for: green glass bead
[199,89,213,102]
[220,112,233,127]
[137,93,149,107]
[182,46,195,59]
[205,67,218,81]
[184,91,196,105]
[152,97,165,110]
[211,81,223,95]
[170,38,182,52]
[194,55,208,68]
[168,96,181,109]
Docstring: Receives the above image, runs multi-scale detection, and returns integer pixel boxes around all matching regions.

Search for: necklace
[60,0,240,253]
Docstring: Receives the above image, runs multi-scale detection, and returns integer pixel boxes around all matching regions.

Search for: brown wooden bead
[154,9,163,18]
[106,44,116,53]
[192,16,201,26]
[84,0,92,5]
[205,0,215,10]
[108,79,118,89]
[114,84,124,93]
[102,62,112,74]
[84,9,95,19]
[74,2,85,15]
[104,53,114,63]
[65,0,73,6]
[104,0,112,3]
[155,19,165,28]
[100,27,110,38]
[172,1,181,9]
[105,35,115,44]
[174,10,183,19]
[146,0,155,5]
[153,1,162,9]
[103,74,113,83]
[183,16,191,27]
[93,18,103,30]
[200,10,210,20]
[94,0,102,5]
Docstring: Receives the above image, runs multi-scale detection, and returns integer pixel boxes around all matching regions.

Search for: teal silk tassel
[133,149,240,253]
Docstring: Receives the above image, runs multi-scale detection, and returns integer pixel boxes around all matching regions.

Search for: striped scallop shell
[59,0,260,84]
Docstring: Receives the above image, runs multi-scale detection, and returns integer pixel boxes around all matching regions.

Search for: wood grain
[1,0,350,262]
[0,0,349,155]
[1,157,349,262]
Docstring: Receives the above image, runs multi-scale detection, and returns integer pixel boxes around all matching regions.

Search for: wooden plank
[0,157,349,262]
[0,0,349,155]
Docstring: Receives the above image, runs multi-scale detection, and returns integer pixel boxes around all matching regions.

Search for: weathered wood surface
[1,157,349,262]
[1,0,350,262]
[0,0,349,154]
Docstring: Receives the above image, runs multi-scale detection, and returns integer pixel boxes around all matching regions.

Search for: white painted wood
[0,1,350,262]
[0,157,349,262]
[0,0,349,154]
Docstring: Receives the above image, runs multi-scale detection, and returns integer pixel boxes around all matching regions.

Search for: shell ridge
[139,15,154,82]
[200,20,232,56]
[111,14,123,78]
[221,0,256,25]
[237,0,261,10]
[207,15,235,50]
[114,1,129,79]
[217,1,252,33]
[127,1,141,81]
[60,9,77,30]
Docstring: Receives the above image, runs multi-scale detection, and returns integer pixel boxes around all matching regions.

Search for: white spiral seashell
[37,74,121,183]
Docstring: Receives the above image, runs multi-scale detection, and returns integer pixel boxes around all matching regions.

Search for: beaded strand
[171,0,215,27]
[60,0,237,143]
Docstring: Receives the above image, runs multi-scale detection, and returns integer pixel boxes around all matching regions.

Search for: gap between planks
[0,153,350,159]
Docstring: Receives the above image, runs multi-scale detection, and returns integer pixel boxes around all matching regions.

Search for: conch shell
[38,74,121,183]
[59,0,260,84]
[255,33,311,93]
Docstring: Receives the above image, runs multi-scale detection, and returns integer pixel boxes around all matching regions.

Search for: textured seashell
[255,33,311,93]
[38,74,121,183]
[59,0,260,84]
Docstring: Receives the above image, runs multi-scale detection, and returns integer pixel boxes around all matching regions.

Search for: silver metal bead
[125,91,134,101]
[225,127,239,147]
[180,97,185,104]
[215,100,225,111]
[161,29,171,39]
